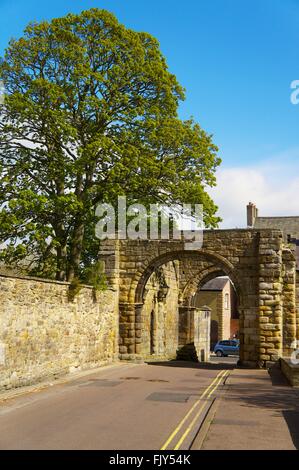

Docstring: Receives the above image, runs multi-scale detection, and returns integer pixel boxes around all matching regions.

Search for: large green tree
[0,8,221,282]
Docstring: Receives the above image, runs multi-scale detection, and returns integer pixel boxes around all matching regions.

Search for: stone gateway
[99,228,297,368]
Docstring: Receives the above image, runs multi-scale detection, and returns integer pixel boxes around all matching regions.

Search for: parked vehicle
[213,339,239,357]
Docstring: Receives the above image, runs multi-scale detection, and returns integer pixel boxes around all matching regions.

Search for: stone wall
[0,274,118,390]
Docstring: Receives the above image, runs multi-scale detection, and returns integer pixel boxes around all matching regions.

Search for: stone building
[247,202,299,267]
[193,277,239,347]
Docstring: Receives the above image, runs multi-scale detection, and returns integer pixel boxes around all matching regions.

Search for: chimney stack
[247,202,258,227]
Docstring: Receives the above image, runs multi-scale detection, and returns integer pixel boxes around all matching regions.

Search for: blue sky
[1,0,299,226]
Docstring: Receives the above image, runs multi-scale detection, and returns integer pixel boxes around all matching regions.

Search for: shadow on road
[268,363,290,387]
[222,365,299,450]
[282,410,299,449]
[146,358,237,371]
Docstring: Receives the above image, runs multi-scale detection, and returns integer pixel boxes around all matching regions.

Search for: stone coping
[203,228,283,233]
[256,216,299,220]
[280,358,299,369]
[280,357,299,387]
[114,228,283,236]
[0,272,115,291]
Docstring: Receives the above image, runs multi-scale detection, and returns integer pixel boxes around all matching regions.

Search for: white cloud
[209,148,299,228]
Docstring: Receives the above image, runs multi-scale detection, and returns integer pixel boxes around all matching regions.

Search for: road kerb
[190,379,230,450]
[189,397,220,450]
[160,369,229,450]
[0,362,137,403]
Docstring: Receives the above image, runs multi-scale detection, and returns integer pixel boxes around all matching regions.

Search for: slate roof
[201,277,230,291]
[254,216,299,239]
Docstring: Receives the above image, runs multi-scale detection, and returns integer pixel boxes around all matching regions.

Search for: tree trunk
[67,218,85,282]
[54,179,68,281]
[54,218,68,281]
[56,242,68,281]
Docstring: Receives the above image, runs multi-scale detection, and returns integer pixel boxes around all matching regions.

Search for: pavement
[0,357,298,450]
[202,363,299,450]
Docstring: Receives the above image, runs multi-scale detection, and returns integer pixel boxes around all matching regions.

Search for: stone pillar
[258,231,283,366]
[296,272,299,343]
[194,307,211,362]
[119,302,143,361]
[177,306,210,362]
[238,276,260,367]
[238,307,245,364]
[282,248,297,357]
[178,306,195,346]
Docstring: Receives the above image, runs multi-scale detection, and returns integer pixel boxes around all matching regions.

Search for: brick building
[193,277,239,348]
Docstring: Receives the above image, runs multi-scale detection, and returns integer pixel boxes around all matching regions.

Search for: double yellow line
[160,369,229,450]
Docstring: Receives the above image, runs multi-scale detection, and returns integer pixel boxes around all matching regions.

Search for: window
[224,292,229,309]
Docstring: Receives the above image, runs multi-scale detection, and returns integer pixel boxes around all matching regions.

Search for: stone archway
[131,247,250,363]
[99,228,297,368]
[132,251,245,361]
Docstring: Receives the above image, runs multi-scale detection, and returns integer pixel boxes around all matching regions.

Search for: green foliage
[67,277,82,302]
[0,8,221,281]
[68,261,106,302]
[83,260,107,292]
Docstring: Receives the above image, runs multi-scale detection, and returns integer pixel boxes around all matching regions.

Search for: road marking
[173,370,229,450]
[160,369,227,450]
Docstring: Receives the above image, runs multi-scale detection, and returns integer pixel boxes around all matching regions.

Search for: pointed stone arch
[133,249,235,304]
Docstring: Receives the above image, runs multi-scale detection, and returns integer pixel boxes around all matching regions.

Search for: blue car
[214,340,239,357]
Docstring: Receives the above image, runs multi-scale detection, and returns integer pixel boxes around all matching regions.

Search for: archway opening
[131,250,244,363]
[192,274,240,360]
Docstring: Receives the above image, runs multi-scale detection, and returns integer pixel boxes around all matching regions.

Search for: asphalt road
[0,359,235,450]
